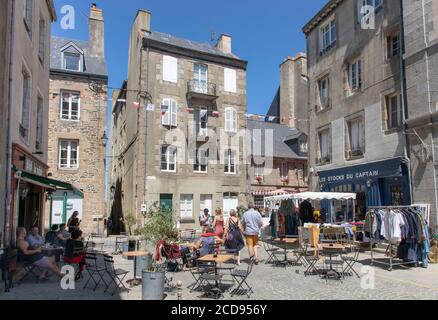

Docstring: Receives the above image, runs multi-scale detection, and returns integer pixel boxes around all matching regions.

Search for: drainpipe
[4,0,16,247]
[399,0,414,204]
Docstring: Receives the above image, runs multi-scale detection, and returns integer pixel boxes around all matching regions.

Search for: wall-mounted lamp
[100,131,108,146]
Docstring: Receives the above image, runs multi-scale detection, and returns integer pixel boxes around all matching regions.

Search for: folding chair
[261,237,282,265]
[113,236,128,255]
[198,262,223,299]
[16,250,42,284]
[180,229,196,243]
[230,257,255,298]
[187,254,215,292]
[83,252,107,291]
[103,254,130,296]
[342,241,360,278]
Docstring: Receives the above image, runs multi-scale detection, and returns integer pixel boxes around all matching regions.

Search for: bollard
[177,281,182,300]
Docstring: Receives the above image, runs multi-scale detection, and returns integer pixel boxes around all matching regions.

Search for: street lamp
[100,131,108,146]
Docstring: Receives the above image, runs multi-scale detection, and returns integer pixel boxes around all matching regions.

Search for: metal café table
[197,254,234,297]
[272,238,298,264]
[122,251,150,287]
[319,243,346,279]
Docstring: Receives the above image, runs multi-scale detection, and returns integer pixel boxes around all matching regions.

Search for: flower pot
[142,270,165,300]
[136,253,153,273]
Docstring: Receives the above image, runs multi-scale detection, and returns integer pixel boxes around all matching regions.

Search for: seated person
[27,226,44,248]
[16,227,64,281]
[45,225,59,245]
[64,229,86,280]
[194,226,224,257]
[57,223,71,247]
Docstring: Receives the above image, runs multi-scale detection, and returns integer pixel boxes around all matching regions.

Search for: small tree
[121,213,137,236]
[236,205,247,219]
[136,202,179,244]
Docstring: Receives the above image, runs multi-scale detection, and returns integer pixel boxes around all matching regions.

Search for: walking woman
[224,209,245,265]
[213,208,224,239]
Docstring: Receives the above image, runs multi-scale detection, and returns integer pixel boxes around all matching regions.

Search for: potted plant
[136,202,179,300]
[120,213,138,256]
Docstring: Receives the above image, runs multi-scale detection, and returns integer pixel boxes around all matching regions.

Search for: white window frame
[60,91,81,121]
[225,107,238,133]
[225,149,237,175]
[161,145,177,173]
[318,76,330,109]
[63,52,82,72]
[161,98,178,127]
[347,117,365,155]
[348,59,362,94]
[224,68,237,93]
[180,194,193,220]
[319,19,336,54]
[58,140,79,170]
[358,0,383,22]
[163,55,178,83]
[194,64,208,94]
[194,148,208,173]
[387,94,402,130]
[20,67,31,142]
[318,129,331,163]
[195,108,208,136]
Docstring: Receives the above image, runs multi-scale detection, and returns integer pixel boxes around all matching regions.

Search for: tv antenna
[209,30,217,43]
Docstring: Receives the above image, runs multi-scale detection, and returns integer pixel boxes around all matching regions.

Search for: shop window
[254,196,265,209]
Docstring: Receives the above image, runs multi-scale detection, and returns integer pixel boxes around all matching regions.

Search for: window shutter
[225,108,231,132]
[163,55,178,83]
[224,68,237,93]
[359,119,365,151]
[162,99,170,125]
[171,100,178,127]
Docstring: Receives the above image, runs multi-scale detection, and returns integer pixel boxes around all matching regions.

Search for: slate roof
[247,120,306,160]
[142,31,244,61]
[50,36,108,77]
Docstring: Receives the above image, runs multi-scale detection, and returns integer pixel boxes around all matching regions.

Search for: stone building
[251,53,309,209]
[304,0,410,221]
[403,0,438,228]
[46,4,108,235]
[0,0,57,248]
[109,10,248,230]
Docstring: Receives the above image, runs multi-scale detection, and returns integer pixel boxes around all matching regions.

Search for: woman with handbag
[224,209,245,266]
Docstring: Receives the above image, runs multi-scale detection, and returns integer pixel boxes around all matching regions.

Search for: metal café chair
[83,252,107,291]
[230,257,255,298]
[342,240,360,278]
[114,236,128,255]
[103,254,130,296]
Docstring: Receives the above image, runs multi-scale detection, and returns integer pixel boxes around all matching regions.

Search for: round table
[319,244,346,279]
[122,251,150,287]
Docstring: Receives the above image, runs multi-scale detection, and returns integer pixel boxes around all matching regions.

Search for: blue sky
[52,0,327,117]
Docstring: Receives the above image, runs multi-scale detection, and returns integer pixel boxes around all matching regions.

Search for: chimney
[89,3,105,58]
[216,34,232,54]
[135,10,151,33]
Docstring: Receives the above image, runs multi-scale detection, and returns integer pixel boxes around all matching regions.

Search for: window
[64,53,81,71]
[161,98,178,127]
[195,109,208,136]
[60,91,80,120]
[180,195,193,220]
[387,34,400,59]
[194,148,208,173]
[224,68,237,93]
[300,139,308,153]
[318,129,331,164]
[194,64,208,93]
[163,55,178,83]
[223,193,238,218]
[35,96,43,151]
[358,0,383,21]
[319,19,336,54]
[225,149,236,174]
[254,196,264,209]
[161,145,177,172]
[24,0,33,37]
[254,162,264,180]
[318,76,330,109]
[225,107,238,133]
[59,140,79,169]
[20,68,31,141]
[348,59,362,94]
[38,18,46,63]
[386,94,402,129]
[280,162,289,180]
[347,117,365,157]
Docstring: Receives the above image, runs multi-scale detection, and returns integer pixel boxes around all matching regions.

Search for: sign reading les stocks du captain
[318,159,403,184]
[320,170,380,184]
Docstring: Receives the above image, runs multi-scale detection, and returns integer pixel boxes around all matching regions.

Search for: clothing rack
[368,205,428,271]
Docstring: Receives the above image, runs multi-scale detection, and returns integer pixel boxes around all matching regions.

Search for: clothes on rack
[366,206,430,265]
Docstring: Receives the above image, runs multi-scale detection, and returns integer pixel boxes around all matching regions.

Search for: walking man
[242,203,263,264]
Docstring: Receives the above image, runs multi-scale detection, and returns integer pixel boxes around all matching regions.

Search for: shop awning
[14,169,84,198]
[264,192,356,202]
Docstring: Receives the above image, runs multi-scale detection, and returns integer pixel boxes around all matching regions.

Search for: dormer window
[64,53,81,71]
[61,43,84,72]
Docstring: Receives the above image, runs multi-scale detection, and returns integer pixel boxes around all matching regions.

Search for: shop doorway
[18,190,41,231]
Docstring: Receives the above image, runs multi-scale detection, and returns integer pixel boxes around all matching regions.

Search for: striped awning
[252,188,301,197]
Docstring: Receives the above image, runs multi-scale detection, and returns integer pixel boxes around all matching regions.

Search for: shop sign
[320,170,379,183]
